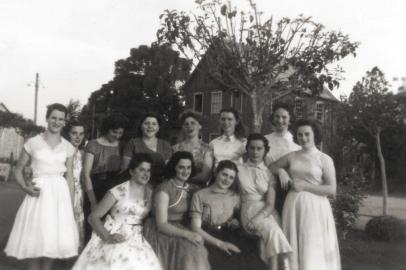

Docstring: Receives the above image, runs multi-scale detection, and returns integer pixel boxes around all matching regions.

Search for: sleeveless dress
[143,180,210,270]
[238,161,292,263]
[282,150,341,270]
[72,181,162,270]
[4,135,79,259]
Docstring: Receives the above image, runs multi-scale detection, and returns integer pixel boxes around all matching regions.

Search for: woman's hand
[23,184,40,197]
[226,218,240,230]
[105,233,125,244]
[217,241,241,255]
[291,180,307,192]
[185,232,204,245]
[278,169,292,190]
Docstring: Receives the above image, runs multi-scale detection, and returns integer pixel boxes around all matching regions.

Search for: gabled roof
[319,86,340,102]
[0,102,9,112]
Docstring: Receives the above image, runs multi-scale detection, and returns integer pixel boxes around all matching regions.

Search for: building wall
[0,127,24,161]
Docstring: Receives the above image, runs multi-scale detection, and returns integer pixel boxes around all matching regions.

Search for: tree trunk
[250,93,263,133]
[375,129,388,216]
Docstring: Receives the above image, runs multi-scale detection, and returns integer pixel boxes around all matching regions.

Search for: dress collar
[245,160,268,171]
[221,134,236,142]
[209,185,230,194]
[170,179,189,190]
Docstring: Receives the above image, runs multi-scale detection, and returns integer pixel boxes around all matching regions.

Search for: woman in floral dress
[73,153,162,270]
[64,120,86,251]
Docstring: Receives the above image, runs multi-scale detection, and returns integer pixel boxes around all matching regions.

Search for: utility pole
[34,73,39,124]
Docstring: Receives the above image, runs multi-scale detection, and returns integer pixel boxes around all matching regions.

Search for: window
[315,101,324,122]
[193,93,203,113]
[294,97,304,119]
[211,91,222,114]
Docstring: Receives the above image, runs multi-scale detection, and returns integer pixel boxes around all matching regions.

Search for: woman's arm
[83,152,97,209]
[292,155,336,197]
[191,215,240,254]
[154,191,203,245]
[65,155,75,205]
[269,154,292,190]
[14,150,40,196]
[88,192,124,243]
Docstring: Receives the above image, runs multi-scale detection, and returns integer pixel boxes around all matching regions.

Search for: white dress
[282,150,341,270]
[209,135,246,168]
[72,181,162,270]
[238,161,292,262]
[264,131,301,163]
[4,134,79,259]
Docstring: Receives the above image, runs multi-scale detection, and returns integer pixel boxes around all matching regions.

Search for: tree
[157,0,358,132]
[0,111,44,137]
[83,43,192,138]
[66,99,82,120]
[346,67,405,215]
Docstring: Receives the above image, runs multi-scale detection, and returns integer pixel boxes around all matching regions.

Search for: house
[182,63,341,155]
[0,102,9,113]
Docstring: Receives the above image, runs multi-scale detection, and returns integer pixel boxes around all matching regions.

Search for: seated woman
[143,151,210,270]
[238,134,292,270]
[190,160,266,270]
[72,153,162,270]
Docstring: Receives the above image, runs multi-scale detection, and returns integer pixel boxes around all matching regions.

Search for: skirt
[282,191,341,270]
[4,176,79,259]
[143,218,210,270]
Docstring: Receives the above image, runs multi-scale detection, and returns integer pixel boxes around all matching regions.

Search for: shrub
[365,215,406,242]
[331,173,366,239]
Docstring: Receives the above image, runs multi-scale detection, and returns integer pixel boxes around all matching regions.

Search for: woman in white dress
[73,153,162,270]
[265,103,301,214]
[63,120,86,251]
[274,119,340,270]
[5,103,78,270]
[209,108,246,170]
[238,134,292,270]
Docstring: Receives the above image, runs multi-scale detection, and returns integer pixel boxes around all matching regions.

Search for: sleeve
[122,139,134,158]
[190,192,203,218]
[109,182,126,201]
[65,140,75,157]
[84,140,98,155]
[23,137,34,155]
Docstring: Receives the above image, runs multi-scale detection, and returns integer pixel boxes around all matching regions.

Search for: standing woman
[122,113,172,187]
[143,151,210,270]
[63,120,86,251]
[82,113,128,241]
[274,119,340,270]
[265,103,301,214]
[72,153,162,270]
[238,134,292,270]
[209,108,246,169]
[5,103,78,270]
[173,111,212,186]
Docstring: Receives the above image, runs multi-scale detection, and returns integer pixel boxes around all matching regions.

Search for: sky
[0,0,405,126]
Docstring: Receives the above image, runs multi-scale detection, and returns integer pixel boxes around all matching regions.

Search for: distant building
[0,102,9,113]
[182,63,340,154]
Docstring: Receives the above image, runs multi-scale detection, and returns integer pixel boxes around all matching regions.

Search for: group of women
[4,102,341,270]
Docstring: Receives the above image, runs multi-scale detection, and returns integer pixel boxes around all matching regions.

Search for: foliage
[331,165,367,239]
[345,67,405,215]
[365,215,406,242]
[66,99,82,120]
[0,111,44,137]
[157,0,358,131]
[83,43,192,139]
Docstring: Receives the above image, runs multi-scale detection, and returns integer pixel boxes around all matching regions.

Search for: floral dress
[72,150,85,251]
[72,181,162,270]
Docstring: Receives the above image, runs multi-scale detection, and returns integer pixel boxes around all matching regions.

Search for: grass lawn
[340,230,406,270]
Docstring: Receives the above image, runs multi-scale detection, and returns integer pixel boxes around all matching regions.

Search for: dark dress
[143,180,210,270]
[190,187,267,270]
[123,138,172,187]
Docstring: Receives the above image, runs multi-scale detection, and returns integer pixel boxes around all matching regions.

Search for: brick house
[182,64,341,155]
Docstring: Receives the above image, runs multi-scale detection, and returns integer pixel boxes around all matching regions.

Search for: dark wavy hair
[46,103,68,119]
[212,160,239,190]
[164,151,196,179]
[293,119,323,145]
[129,153,154,170]
[219,107,246,139]
[62,119,86,148]
[179,111,203,126]
[269,102,294,126]
[246,133,270,160]
[100,113,128,136]
[136,112,163,138]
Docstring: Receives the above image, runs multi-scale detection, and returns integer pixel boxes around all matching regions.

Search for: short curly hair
[246,133,270,159]
[164,151,196,180]
[46,103,68,119]
[136,112,163,138]
[100,113,128,136]
[293,119,323,145]
[269,102,294,125]
[128,153,154,170]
